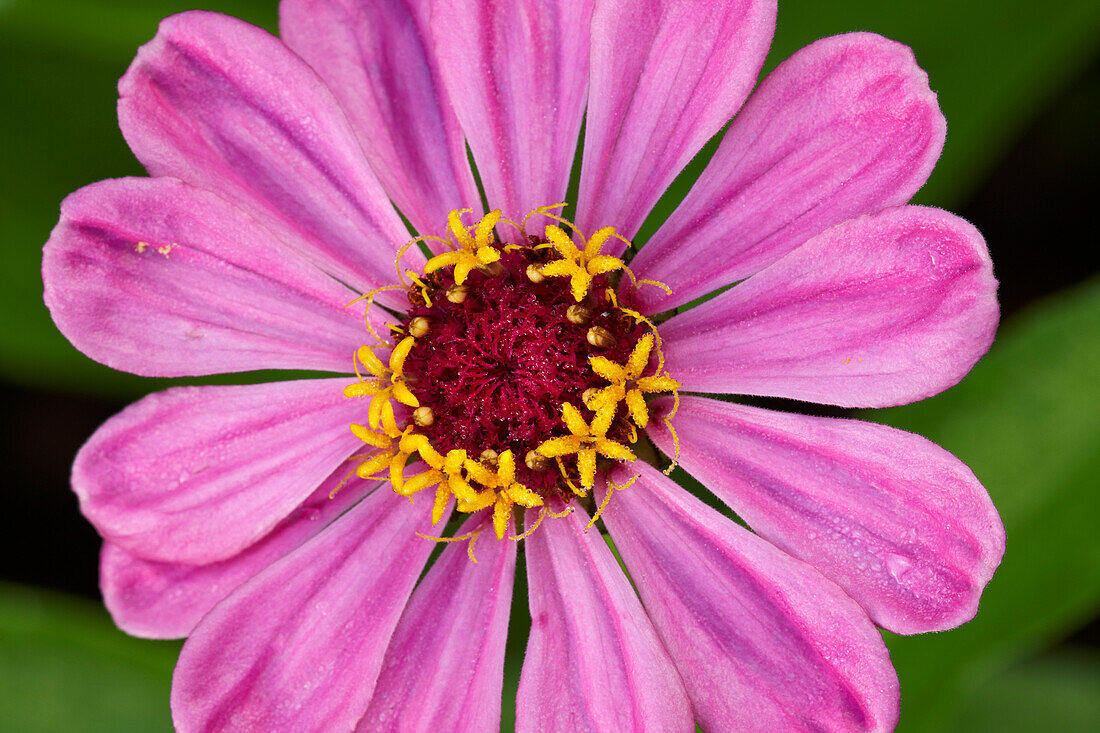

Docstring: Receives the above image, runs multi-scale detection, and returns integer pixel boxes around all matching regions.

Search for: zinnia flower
[42,1,1005,730]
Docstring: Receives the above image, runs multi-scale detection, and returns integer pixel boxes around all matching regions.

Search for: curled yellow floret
[423,209,502,285]
[462,450,544,539]
[539,224,626,301]
[536,402,636,491]
[343,337,419,435]
[347,423,417,494]
[586,334,681,429]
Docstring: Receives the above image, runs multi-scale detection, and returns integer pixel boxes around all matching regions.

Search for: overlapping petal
[631,32,947,311]
[73,379,364,565]
[660,206,998,407]
[171,489,443,732]
[118,11,413,295]
[100,469,377,640]
[577,0,775,241]
[517,505,692,732]
[357,517,516,732]
[280,0,482,235]
[43,177,369,377]
[429,0,593,228]
[649,396,1005,634]
[602,463,899,732]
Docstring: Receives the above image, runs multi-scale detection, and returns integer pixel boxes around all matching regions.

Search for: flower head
[43,1,1004,730]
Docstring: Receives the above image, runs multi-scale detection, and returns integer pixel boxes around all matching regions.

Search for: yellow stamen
[393,380,419,408]
[354,451,395,480]
[394,234,451,285]
[625,390,649,428]
[520,202,571,232]
[431,483,451,525]
[399,469,442,497]
[473,209,502,248]
[586,473,638,529]
[345,285,405,345]
[350,423,391,449]
[554,456,588,498]
[466,529,483,563]
[661,416,682,476]
[492,496,511,540]
[447,208,475,248]
[620,306,665,370]
[328,465,359,500]
[389,450,409,493]
[638,278,673,295]
[343,380,381,398]
[458,488,497,513]
[510,507,548,541]
[345,424,419,497]
[414,528,484,564]
[405,270,435,307]
[389,336,416,377]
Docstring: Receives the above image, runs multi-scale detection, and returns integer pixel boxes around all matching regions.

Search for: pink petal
[602,463,899,732]
[119,11,414,296]
[517,505,692,732]
[358,516,516,732]
[73,379,364,565]
[429,0,593,228]
[171,489,442,732]
[660,206,998,407]
[280,0,481,236]
[100,469,377,640]
[577,0,775,241]
[630,33,947,311]
[42,177,368,377]
[650,396,1004,634]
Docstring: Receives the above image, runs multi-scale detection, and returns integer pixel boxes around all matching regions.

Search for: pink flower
[42,1,1004,731]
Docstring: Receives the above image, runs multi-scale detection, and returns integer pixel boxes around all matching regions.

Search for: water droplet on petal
[886,554,913,581]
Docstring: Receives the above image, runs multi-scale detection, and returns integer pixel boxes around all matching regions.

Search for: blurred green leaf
[0,0,276,60]
[769,0,1100,206]
[868,278,1100,732]
[0,0,276,396]
[950,650,1100,733]
[0,583,180,732]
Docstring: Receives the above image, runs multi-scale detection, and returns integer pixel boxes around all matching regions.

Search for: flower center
[342,206,681,544]
[402,244,646,493]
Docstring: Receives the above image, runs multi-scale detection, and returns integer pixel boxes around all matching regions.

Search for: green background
[1,0,1097,730]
